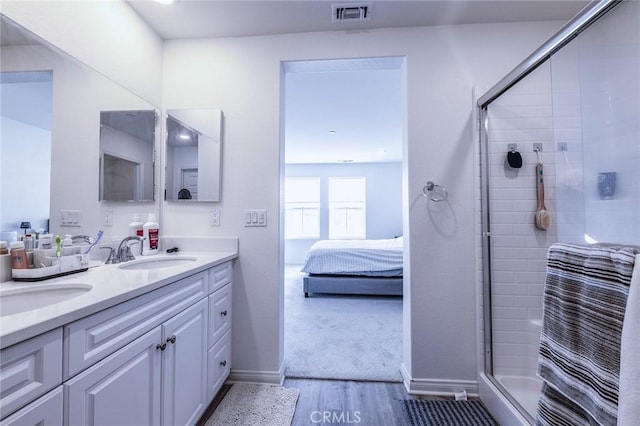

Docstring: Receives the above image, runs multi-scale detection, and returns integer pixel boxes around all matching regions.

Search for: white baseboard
[400,363,479,397]
[227,362,285,386]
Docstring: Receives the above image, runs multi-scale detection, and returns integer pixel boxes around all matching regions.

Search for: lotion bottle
[129,214,144,237]
[142,213,159,255]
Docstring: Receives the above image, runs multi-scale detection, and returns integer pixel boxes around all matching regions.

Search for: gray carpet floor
[284,266,403,382]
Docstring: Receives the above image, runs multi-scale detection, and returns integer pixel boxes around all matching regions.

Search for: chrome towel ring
[422,181,448,202]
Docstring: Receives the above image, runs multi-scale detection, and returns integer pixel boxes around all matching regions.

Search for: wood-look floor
[284,378,420,426]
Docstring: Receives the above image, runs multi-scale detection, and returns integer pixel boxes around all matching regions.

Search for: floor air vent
[332,3,371,22]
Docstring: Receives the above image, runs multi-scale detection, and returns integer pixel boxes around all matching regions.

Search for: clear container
[10,241,29,269]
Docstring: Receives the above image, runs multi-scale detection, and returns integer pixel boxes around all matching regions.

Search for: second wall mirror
[165,109,222,202]
[99,109,157,202]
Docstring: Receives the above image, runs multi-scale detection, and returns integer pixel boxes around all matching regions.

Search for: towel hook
[422,181,448,202]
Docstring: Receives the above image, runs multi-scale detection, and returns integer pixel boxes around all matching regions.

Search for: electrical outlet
[103,209,114,227]
[210,209,220,227]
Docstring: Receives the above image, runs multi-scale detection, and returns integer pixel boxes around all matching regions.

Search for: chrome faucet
[117,236,143,263]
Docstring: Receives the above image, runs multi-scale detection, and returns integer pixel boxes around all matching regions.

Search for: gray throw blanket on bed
[536,243,636,426]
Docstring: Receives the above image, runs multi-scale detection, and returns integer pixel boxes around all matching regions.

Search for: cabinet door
[161,299,207,426]
[65,328,162,426]
[208,283,232,347]
[0,386,62,426]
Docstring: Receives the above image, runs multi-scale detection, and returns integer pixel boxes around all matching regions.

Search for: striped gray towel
[536,243,636,426]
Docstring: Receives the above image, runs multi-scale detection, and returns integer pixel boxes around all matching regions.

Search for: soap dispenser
[142,213,159,255]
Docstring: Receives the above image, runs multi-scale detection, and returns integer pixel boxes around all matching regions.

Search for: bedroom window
[285,177,320,239]
[329,177,366,239]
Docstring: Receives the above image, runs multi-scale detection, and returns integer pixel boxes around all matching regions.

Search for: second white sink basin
[118,256,197,271]
[0,283,93,316]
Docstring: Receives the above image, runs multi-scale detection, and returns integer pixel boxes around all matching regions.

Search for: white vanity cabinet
[0,258,234,426]
[65,298,208,426]
[65,271,211,426]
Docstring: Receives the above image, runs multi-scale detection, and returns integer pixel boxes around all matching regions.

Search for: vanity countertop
[0,251,237,349]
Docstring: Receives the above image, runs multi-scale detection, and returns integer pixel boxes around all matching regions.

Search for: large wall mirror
[165,109,222,202]
[0,14,159,237]
[99,110,156,202]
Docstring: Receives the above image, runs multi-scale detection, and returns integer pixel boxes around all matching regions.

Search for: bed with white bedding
[301,237,403,297]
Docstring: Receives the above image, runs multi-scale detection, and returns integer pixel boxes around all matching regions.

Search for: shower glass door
[482,0,640,422]
[483,61,555,420]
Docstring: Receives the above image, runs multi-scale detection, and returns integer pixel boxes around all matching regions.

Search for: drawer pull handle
[220,310,228,316]
[167,335,177,344]
[156,342,167,351]
[219,360,227,367]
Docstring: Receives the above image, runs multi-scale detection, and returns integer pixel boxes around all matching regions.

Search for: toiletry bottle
[40,234,53,249]
[63,234,73,247]
[10,241,28,269]
[0,241,8,255]
[129,214,144,237]
[142,213,159,255]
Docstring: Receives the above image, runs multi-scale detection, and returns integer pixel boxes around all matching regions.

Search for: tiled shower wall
[485,62,558,378]
[553,1,640,246]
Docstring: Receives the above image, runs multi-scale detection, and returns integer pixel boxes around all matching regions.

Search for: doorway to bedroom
[281,57,406,382]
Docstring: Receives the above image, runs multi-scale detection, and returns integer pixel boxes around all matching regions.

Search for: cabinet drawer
[0,329,62,419]
[0,386,62,426]
[65,271,207,379]
[209,262,232,294]
[208,284,232,347]
[207,331,231,400]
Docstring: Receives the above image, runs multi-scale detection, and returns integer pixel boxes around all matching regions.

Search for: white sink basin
[0,283,93,316]
[118,256,197,271]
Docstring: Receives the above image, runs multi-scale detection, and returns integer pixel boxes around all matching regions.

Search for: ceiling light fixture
[154,0,174,5]
[328,130,336,135]
[178,133,191,140]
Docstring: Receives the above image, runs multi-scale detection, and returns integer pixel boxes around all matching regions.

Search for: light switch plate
[243,209,267,227]
[60,210,82,227]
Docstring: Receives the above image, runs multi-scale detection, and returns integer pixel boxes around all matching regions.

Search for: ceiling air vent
[332,3,371,22]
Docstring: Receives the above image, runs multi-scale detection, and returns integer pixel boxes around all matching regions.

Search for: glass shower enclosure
[478,0,640,422]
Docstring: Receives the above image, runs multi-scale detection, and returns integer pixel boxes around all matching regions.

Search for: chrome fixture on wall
[422,181,448,202]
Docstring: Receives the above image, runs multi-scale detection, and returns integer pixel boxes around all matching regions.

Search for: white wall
[284,162,403,265]
[0,116,51,233]
[1,0,163,106]
[161,21,563,389]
